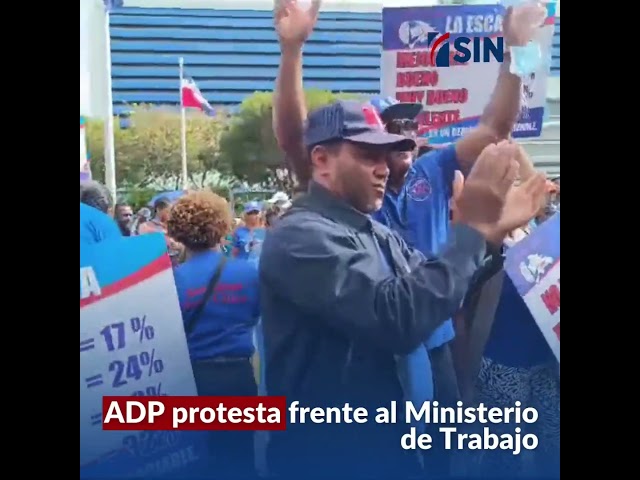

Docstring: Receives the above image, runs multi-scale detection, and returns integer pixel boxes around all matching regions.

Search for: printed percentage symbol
[132,383,165,396]
[139,349,165,377]
[130,316,155,343]
[146,383,165,396]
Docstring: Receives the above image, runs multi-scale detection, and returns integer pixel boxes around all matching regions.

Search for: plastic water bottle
[500,0,548,77]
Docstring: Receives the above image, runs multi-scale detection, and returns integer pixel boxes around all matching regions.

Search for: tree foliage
[86,106,226,188]
[85,91,360,192]
[218,89,359,189]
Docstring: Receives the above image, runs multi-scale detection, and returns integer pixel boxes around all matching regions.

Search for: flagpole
[179,57,189,190]
[103,5,117,201]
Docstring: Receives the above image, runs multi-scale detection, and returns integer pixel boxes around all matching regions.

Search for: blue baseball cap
[304,100,416,151]
[244,201,261,213]
[369,96,423,123]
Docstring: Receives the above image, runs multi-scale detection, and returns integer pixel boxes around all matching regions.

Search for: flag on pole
[181,78,216,116]
[101,0,120,197]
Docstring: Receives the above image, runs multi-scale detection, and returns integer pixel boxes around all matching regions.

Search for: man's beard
[336,171,376,214]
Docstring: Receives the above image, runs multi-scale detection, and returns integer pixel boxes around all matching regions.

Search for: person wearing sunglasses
[386,118,419,137]
[369,96,463,476]
[368,92,540,476]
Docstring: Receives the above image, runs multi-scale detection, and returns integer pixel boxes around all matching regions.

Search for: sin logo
[426,32,504,67]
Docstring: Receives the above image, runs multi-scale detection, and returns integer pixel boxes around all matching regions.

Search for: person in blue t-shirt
[232,201,266,266]
[80,181,121,244]
[167,190,259,478]
[367,92,539,379]
[369,97,459,377]
[80,203,122,245]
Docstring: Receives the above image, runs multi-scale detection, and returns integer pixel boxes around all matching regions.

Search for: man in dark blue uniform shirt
[260,99,547,478]
[272,3,539,415]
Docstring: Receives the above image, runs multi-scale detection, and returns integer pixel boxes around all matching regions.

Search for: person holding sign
[167,191,260,478]
[462,170,559,477]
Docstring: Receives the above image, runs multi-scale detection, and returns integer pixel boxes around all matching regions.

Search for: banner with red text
[504,213,560,363]
[381,4,556,144]
[80,234,208,477]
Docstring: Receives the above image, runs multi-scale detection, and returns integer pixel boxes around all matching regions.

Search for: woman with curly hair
[168,190,259,477]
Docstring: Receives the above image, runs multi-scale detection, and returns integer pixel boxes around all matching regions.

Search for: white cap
[268,192,292,209]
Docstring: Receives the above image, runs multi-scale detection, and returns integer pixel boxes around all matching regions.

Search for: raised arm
[273,0,321,189]
[455,6,542,171]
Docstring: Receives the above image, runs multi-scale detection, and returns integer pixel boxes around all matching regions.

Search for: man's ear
[309,145,328,171]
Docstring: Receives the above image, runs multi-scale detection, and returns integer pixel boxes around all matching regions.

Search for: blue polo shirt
[80,203,122,245]
[402,146,458,255]
[373,190,413,244]
[173,250,260,361]
[374,145,459,349]
[233,227,267,266]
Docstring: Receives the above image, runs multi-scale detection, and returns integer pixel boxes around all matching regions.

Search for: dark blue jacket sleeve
[260,215,486,355]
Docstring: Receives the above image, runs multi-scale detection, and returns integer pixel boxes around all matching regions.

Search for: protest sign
[80,234,208,478]
[381,3,556,144]
[504,213,560,363]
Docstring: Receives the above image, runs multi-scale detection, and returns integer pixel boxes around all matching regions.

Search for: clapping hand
[497,174,547,234]
[274,0,322,49]
[454,140,519,228]
[452,141,546,244]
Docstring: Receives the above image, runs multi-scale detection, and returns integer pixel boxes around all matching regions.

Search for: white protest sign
[80,234,208,477]
[504,213,560,363]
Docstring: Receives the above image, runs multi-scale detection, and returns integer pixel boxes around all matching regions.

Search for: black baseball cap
[304,100,417,151]
[369,96,423,123]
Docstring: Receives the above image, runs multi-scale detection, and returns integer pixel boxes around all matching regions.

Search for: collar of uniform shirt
[292,181,372,231]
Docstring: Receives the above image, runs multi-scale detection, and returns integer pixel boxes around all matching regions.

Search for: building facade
[99,0,560,174]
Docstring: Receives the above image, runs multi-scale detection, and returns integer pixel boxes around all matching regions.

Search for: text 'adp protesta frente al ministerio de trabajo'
[103,397,540,456]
